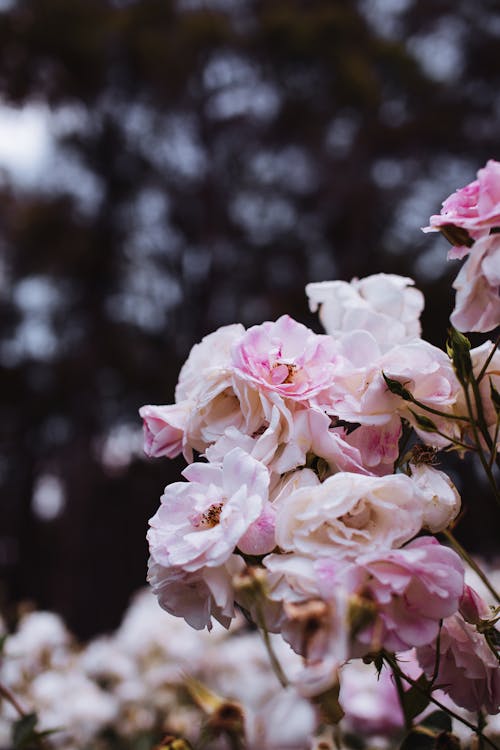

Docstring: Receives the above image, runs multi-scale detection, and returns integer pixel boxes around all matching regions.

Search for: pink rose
[426,159,500,236]
[147,448,274,572]
[139,402,190,458]
[343,417,402,476]
[417,612,500,714]
[316,537,464,652]
[450,234,500,333]
[147,555,244,631]
[231,314,340,405]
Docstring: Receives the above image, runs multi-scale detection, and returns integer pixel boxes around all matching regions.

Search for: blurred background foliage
[0,0,499,638]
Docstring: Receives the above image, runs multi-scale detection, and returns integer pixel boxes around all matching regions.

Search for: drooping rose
[450,234,500,333]
[426,159,500,237]
[147,556,244,631]
[306,274,424,353]
[139,402,190,459]
[417,611,500,714]
[316,537,464,652]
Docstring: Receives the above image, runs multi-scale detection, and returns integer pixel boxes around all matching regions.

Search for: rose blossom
[343,417,402,476]
[325,337,460,446]
[409,464,461,533]
[459,584,492,625]
[274,472,426,560]
[139,402,190,459]
[231,314,340,404]
[306,273,424,353]
[449,234,500,333]
[147,448,274,572]
[316,537,464,652]
[207,401,369,478]
[148,556,244,631]
[417,611,500,714]
[175,323,245,402]
[426,159,500,236]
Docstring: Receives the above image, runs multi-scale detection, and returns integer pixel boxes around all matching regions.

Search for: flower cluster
[1,582,499,750]
[141,161,500,739]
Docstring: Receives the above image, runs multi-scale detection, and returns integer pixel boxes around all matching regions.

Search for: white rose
[306,273,423,353]
[409,463,461,532]
[274,472,425,560]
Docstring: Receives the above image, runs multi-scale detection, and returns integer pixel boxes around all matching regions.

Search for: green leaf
[13,713,38,748]
[420,711,452,733]
[0,633,7,654]
[409,409,438,433]
[402,674,432,720]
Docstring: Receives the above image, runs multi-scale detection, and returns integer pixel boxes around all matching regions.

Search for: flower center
[340,501,371,530]
[271,361,298,385]
[193,502,224,529]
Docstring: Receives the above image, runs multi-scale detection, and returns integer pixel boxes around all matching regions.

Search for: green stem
[390,662,500,750]
[477,335,500,384]
[470,376,495,453]
[443,529,500,604]
[409,398,470,422]
[390,660,413,731]
[463,384,500,509]
[255,602,289,689]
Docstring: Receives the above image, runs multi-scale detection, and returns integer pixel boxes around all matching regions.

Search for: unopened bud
[447,327,472,385]
[459,585,491,625]
[207,701,245,737]
[383,373,413,401]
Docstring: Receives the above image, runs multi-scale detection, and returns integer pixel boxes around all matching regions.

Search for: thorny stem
[389,660,500,750]
[443,529,500,604]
